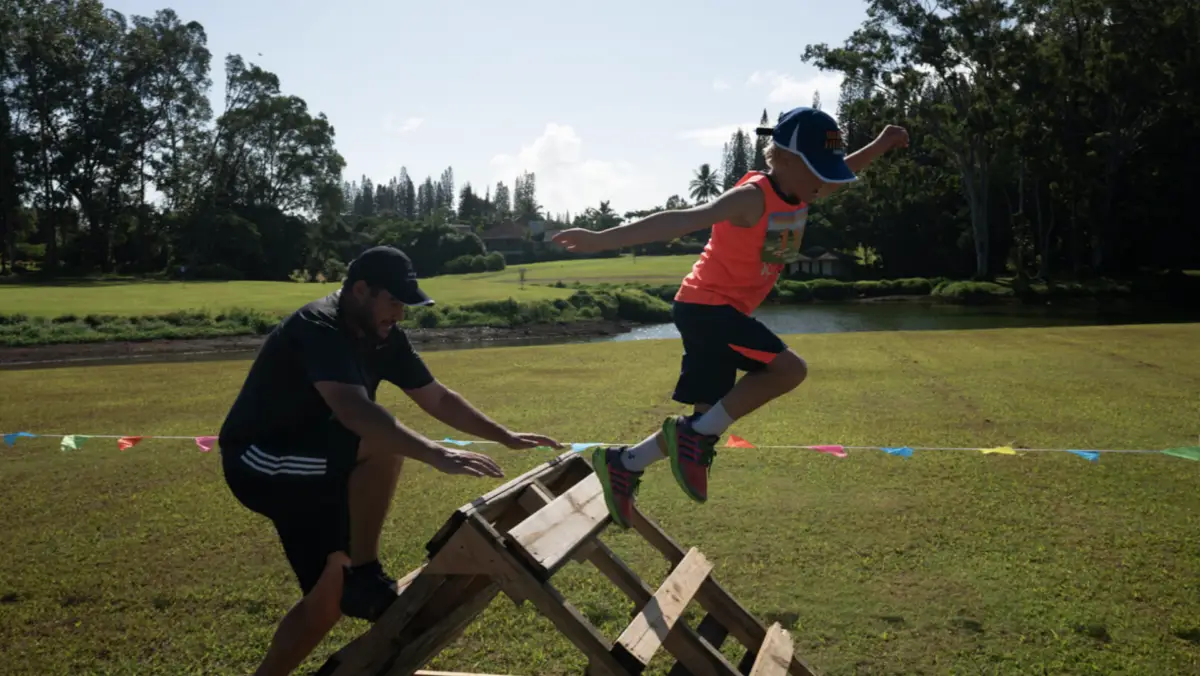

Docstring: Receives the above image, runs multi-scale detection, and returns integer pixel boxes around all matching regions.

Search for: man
[551,107,908,527]
[218,245,562,676]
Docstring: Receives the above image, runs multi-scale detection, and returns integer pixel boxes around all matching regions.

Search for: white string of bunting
[4,430,1199,463]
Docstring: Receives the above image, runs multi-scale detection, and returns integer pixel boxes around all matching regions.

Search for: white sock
[691,402,734,437]
[620,433,664,472]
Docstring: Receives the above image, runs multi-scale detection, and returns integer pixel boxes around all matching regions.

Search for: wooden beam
[667,614,728,676]
[613,548,713,671]
[315,571,449,676]
[425,452,586,557]
[380,576,502,676]
[463,515,631,676]
[506,473,610,579]
[747,624,793,676]
[628,509,820,676]
[522,483,740,676]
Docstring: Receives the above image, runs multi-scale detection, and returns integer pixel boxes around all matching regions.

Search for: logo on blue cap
[756,107,857,184]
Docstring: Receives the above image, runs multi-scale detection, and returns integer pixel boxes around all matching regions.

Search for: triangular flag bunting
[194,436,217,452]
[981,446,1017,455]
[118,436,144,451]
[3,432,36,447]
[725,435,755,448]
[61,435,88,451]
[809,444,847,458]
[882,446,914,458]
[1163,446,1200,462]
[1068,450,1100,462]
[441,438,474,447]
[570,443,601,453]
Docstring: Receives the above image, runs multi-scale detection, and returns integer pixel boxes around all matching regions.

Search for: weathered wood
[629,509,819,676]
[613,547,713,670]
[667,614,729,676]
[425,451,586,557]
[381,576,502,676]
[506,473,610,579]
[464,515,630,676]
[316,571,449,676]
[522,483,740,676]
[747,624,792,676]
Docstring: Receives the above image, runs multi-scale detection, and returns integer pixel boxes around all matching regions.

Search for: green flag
[1163,446,1200,462]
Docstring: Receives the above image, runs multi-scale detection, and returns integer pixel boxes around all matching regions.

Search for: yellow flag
[981,446,1017,455]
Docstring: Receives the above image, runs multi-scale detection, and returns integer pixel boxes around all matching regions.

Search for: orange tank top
[675,172,809,315]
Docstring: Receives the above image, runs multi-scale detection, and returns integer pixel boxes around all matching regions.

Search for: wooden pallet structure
[314,449,820,676]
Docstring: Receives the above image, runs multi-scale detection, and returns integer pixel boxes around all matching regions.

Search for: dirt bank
[0,319,635,367]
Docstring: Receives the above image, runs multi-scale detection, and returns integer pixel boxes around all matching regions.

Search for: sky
[107,0,870,217]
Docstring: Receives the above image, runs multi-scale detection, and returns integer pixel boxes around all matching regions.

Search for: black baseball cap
[344,245,434,306]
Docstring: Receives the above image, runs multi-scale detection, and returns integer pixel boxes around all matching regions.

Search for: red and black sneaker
[591,446,643,528]
[662,415,718,502]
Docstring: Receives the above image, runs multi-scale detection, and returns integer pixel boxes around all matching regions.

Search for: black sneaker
[340,560,398,622]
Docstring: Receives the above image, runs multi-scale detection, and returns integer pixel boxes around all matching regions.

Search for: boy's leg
[592,302,737,526]
[662,306,807,502]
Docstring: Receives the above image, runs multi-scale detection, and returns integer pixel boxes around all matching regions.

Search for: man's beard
[351,305,383,343]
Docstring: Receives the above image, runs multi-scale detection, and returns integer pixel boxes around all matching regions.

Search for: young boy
[550,106,908,527]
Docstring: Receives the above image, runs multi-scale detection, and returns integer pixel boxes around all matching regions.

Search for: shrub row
[0,289,672,347]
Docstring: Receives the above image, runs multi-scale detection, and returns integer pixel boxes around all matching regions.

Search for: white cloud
[490,123,660,215]
[746,69,844,111]
[678,70,847,149]
[712,78,730,91]
[677,122,760,148]
[382,115,424,133]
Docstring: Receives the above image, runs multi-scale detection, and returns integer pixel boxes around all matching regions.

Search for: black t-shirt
[217,290,434,454]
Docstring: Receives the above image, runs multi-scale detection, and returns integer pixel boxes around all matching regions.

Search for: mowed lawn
[465,254,698,285]
[0,276,571,317]
[1,324,1199,675]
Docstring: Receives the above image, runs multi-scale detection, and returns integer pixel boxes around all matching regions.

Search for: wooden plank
[464,515,631,676]
[628,509,820,676]
[381,576,502,676]
[667,614,729,676]
[425,452,586,557]
[747,624,792,676]
[506,473,610,579]
[522,483,740,676]
[316,571,449,676]
[613,548,713,669]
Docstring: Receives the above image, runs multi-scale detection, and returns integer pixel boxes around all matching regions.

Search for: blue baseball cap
[755,107,856,184]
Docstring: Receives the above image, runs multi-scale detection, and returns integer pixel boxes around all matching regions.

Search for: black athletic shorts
[671,300,788,406]
[221,420,360,594]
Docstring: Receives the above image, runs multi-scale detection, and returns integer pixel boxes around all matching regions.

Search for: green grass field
[0,276,573,318]
[2,324,1199,675]
[0,255,697,317]
[465,254,698,285]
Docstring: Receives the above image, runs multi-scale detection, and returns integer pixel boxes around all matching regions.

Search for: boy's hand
[879,125,909,150]
[550,228,605,253]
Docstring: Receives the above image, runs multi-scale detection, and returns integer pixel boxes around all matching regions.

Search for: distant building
[479,219,527,257]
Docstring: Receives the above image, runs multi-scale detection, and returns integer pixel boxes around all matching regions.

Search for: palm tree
[689,164,721,203]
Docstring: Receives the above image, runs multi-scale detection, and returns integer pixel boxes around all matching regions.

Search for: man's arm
[313,381,455,465]
[551,184,765,253]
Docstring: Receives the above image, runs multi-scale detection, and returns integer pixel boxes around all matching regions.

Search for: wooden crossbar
[612,547,712,671]
[317,452,821,676]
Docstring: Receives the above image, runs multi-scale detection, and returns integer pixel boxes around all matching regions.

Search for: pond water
[604,300,1200,343]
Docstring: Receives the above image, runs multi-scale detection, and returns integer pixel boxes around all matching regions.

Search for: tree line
[2,0,1197,283]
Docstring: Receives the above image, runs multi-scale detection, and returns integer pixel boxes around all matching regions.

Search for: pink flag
[194,436,217,452]
[725,435,755,448]
[117,436,143,451]
[809,444,847,458]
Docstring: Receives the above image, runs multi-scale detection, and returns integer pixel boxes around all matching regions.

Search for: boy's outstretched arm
[815,124,909,200]
[550,184,765,253]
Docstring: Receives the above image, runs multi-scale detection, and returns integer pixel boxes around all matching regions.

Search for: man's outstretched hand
[502,431,565,450]
[433,448,505,478]
[549,228,605,253]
